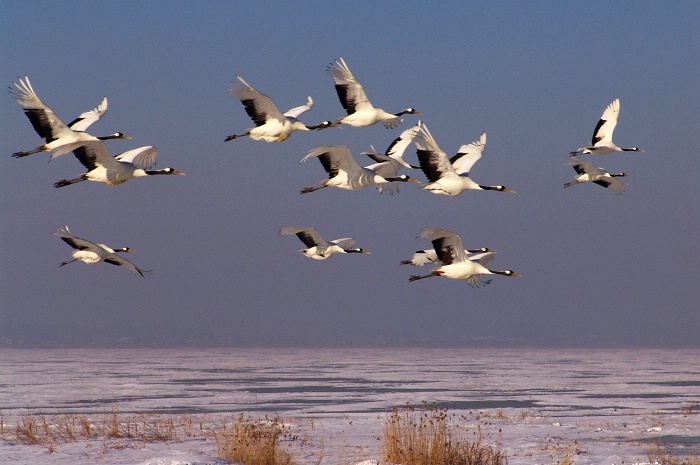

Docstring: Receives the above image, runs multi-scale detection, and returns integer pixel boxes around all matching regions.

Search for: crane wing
[10,76,71,142]
[361,146,392,164]
[591,98,620,146]
[302,146,362,178]
[327,57,373,114]
[70,140,119,171]
[283,96,314,118]
[384,124,420,168]
[103,254,148,277]
[593,177,627,194]
[115,146,157,169]
[279,227,327,247]
[53,226,96,251]
[450,131,486,175]
[67,96,108,132]
[414,123,457,182]
[329,238,356,249]
[569,159,611,180]
[231,76,285,126]
[408,249,439,266]
[419,227,469,264]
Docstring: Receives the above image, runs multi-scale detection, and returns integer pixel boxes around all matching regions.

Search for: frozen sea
[1,347,699,465]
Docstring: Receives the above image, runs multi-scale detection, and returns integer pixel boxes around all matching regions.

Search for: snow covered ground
[1,347,698,464]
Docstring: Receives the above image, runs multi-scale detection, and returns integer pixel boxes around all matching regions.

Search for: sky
[1,1,698,348]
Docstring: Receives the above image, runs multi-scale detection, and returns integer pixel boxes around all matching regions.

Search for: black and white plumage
[53,226,148,277]
[569,98,645,156]
[299,145,420,194]
[53,143,184,188]
[9,76,131,159]
[225,76,337,143]
[408,228,522,287]
[400,247,493,266]
[327,57,421,128]
[414,122,515,196]
[279,226,370,260]
[564,157,629,194]
[361,124,421,194]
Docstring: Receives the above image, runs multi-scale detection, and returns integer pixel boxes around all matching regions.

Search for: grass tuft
[381,403,506,465]
[214,414,296,465]
[647,443,700,465]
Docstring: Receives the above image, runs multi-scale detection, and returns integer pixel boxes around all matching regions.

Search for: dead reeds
[6,408,181,452]
[647,443,700,465]
[381,403,507,465]
[213,414,296,465]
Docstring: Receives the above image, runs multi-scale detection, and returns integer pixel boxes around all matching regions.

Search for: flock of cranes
[565,98,643,194]
[10,57,644,283]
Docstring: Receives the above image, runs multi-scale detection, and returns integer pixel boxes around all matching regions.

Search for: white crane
[53,226,148,277]
[564,157,629,194]
[53,143,184,188]
[279,226,370,260]
[9,76,131,159]
[299,145,420,194]
[408,228,522,286]
[327,57,421,128]
[225,75,337,143]
[569,98,645,156]
[414,122,515,196]
[401,247,496,286]
[361,124,421,194]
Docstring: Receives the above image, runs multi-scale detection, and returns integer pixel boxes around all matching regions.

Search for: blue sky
[1,1,698,347]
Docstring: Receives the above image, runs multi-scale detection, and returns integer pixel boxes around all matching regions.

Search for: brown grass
[213,414,296,465]
[381,403,507,465]
[647,443,700,465]
[6,409,181,452]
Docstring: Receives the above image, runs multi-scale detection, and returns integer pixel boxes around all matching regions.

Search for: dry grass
[6,407,699,464]
[647,443,700,465]
[213,414,296,465]
[6,408,183,452]
[381,403,507,465]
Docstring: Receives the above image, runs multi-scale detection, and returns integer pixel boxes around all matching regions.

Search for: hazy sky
[1,2,698,347]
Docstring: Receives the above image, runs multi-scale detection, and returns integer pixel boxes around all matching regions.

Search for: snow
[1,347,698,465]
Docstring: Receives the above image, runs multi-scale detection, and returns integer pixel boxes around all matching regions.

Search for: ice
[1,348,698,464]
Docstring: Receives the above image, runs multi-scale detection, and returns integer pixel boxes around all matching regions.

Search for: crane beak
[173,170,186,176]
[503,187,516,193]
[512,272,524,277]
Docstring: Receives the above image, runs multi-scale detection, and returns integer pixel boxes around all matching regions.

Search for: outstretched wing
[591,98,620,146]
[327,57,373,115]
[115,146,158,170]
[384,124,420,169]
[450,131,486,175]
[301,146,361,179]
[419,227,469,264]
[283,96,314,119]
[279,226,327,247]
[329,237,356,250]
[53,226,96,251]
[414,123,457,182]
[594,176,627,194]
[104,254,148,277]
[10,76,70,142]
[67,96,108,132]
[231,76,286,126]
